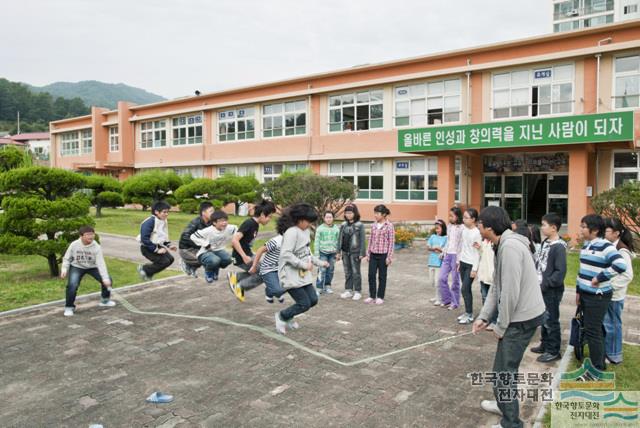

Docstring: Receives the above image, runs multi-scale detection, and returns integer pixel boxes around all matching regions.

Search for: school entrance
[482,153,569,225]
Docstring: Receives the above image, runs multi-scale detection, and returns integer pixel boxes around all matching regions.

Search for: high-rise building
[553,0,640,32]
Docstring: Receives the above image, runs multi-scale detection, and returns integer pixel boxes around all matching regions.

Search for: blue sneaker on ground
[146,391,174,404]
[205,271,215,283]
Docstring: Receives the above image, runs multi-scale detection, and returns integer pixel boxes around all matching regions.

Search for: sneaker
[340,291,353,299]
[375,298,384,305]
[530,344,545,354]
[325,286,333,294]
[433,300,442,306]
[278,296,285,304]
[480,400,503,416]
[275,312,287,334]
[447,304,458,311]
[486,323,496,331]
[352,292,362,301]
[287,319,300,330]
[179,259,190,276]
[537,352,561,363]
[137,264,149,281]
[457,313,466,320]
[316,288,326,295]
[98,300,116,307]
[458,314,474,324]
[265,296,274,304]
[205,271,215,283]
[227,272,245,302]
[364,297,375,304]
[429,298,436,302]
[63,307,74,317]
[211,272,218,281]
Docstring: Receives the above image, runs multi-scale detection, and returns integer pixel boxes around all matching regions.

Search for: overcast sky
[1,0,551,99]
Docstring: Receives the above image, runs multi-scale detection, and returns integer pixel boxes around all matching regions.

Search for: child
[275,204,329,334]
[248,220,288,304]
[427,220,447,306]
[530,213,567,363]
[530,224,542,261]
[576,214,627,370]
[438,207,464,310]
[477,237,497,329]
[137,201,176,280]
[365,205,395,305]
[338,204,366,301]
[603,218,635,364]
[190,210,237,283]
[61,226,114,316]
[314,211,340,294]
[178,201,215,277]
[458,208,481,324]
[227,199,276,301]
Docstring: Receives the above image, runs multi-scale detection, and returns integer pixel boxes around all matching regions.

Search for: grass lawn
[565,251,639,296]
[91,207,277,238]
[0,254,177,312]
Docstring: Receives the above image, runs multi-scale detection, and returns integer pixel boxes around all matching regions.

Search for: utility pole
[17,111,20,134]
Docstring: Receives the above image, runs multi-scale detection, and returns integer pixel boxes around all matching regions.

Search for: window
[218,165,256,177]
[493,65,573,119]
[172,114,203,145]
[395,80,460,127]
[329,89,383,132]
[612,151,640,186]
[109,126,119,152]
[328,160,384,200]
[263,100,306,138]
[624,4,639,14]
[218,107,255,141]
[614,55,640,109]
[394,158,438,201]
[262,163,308,181]
[140,120,167,148]
[173,167,204,178]
[81,129,92,154]
[455,157,461,202]
[60,131,80,156]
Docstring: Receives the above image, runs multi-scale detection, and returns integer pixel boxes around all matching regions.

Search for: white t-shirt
[191,224,238,256]
[459,226,481,271]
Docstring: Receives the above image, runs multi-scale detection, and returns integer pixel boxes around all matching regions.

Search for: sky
[0,0,551,99]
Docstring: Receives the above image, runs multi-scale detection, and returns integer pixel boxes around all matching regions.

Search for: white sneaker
[458,314,474,324]
[429,298,436,302]
[275,312,287,334]
[98,300,116,307]
[481,400,503,416]
[433,300,442,306]
[340,291,353,299]
[287,319,300,330]
[63,307,74,317]
[352,292,362,301]
[457,313,466,320]
[325,286,333,294]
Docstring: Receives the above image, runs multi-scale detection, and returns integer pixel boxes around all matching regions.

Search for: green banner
[398,111,634,152]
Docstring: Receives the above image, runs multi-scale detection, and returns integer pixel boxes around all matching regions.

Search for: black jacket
[536,238,567,292]
[179,217,211,250]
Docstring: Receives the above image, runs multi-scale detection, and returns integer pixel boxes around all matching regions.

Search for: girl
[427,219,447,306]
[365,205,395,305]
[438,207,464,310]
[457,208,481,324]
[314,211,340,294]
[338,205,366,301]
[603,218,635,364]
[275,204,329,334]
[248,218,290,305]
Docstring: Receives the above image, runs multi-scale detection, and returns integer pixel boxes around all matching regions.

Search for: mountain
[28,80,166,109]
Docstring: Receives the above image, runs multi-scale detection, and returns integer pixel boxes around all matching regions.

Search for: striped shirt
[367,220,395,260]
[260,235,282,275]
[577,238,627,295]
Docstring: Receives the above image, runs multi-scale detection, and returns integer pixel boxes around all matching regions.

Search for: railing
[553,0,613,21]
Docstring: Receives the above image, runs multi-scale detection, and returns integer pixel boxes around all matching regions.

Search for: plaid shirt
[367,221,395,260]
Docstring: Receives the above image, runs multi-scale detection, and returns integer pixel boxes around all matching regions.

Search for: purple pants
[438,253,461,307]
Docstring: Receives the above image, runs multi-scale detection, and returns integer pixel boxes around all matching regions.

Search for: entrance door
[525,174,547,224]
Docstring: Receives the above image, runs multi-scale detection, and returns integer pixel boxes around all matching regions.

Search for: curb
[532,344,575,428]
[0,274,186,318]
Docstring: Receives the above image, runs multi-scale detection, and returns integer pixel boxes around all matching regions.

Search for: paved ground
[1,239,638,427]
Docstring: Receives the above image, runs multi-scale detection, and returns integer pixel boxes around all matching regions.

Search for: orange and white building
[50,21,640,239]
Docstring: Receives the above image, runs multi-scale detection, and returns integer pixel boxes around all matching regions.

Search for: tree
[84,174,124,217]
[0,146,24,172]
[174,178,222,214]
[0,167,92,277]
[263,171,356,220]
[591,181,640,242]
[211,174,261,215]
[122,170,182,210]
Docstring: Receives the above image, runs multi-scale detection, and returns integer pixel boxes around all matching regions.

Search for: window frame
[393,79,461,128]
[218,107,256,142]
[171,113,203,146]
[393,158,439,202]
[613,53,640,111]
[140,120,168,149]
[108,126,119,152]
[217,164,257,177]
[81,129,92,154]
[60,131,80,157]
[262,162,308,182]
[327,159,385,200]
[611,150,640,187]
[328,88,384,133]
[262,100,307,139]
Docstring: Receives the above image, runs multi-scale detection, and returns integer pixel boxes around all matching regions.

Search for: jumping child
[190,210,238,283]
[137,201,176,280]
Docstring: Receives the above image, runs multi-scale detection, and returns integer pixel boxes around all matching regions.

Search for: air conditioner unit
[566,9,579,16]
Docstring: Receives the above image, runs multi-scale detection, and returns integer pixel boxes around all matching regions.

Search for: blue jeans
[280,284,318,321]
[603,299,625,363]
[262,271,286,298]
[316,252,336,289]
[65,266,112,308]
[198,250,232,274]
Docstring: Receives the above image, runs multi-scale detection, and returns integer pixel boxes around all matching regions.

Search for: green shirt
[314,223,340,256]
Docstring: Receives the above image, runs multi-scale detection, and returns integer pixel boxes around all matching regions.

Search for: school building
[50,20,640,240]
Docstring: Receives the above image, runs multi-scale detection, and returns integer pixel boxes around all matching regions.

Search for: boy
[575,214,627,370]
[228,199,276,301]
[61,226,114,316]
[137,201,176,280]
[314,211,340,294]
[530,213,567,363]
[178,201,215,277]
[190,210,237,283]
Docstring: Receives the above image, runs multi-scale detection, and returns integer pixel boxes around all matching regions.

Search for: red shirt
[367,221,395,260]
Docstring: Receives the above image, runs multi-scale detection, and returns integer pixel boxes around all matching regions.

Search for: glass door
[525,174,548,224]
[483,174,523,221]
[548,174,568,224]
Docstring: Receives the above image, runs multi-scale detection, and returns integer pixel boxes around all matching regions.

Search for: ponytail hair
[373,204,391,217]
[605,218,635,252]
